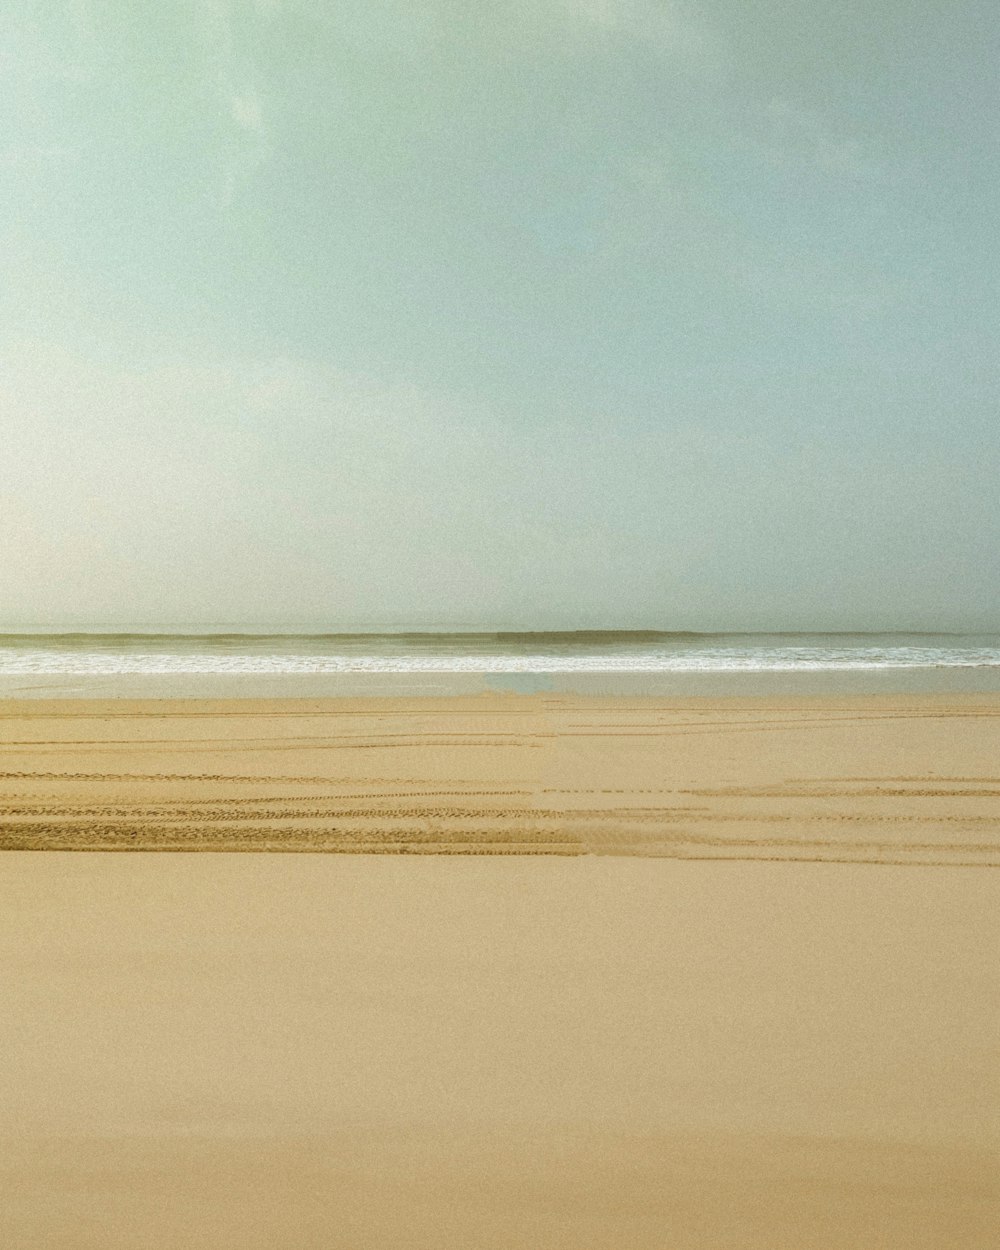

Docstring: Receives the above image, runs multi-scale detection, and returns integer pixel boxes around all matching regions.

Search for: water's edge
[2,630,1000,698]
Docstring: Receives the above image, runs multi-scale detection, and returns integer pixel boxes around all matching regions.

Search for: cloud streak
[196,0,272,201]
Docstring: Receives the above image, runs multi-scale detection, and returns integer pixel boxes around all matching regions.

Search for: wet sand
[2,695,999,1246]
[2,693,1000,861]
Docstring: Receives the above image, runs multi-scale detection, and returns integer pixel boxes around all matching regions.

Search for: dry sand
[2,692,1000,862]
[2,694,999,1247]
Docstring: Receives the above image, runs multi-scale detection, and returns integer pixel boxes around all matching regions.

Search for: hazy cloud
[3,3,998,628]
[3,340,996,628]
[230,91,264,135]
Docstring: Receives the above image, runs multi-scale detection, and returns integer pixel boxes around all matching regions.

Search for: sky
[2,1,998,630]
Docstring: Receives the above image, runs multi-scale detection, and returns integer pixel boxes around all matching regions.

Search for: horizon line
[0,627,990,639]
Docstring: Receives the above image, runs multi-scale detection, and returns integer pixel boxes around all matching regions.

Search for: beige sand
[2,693,1000,861]
[2,696,999,1246]
[2,854,999,1248]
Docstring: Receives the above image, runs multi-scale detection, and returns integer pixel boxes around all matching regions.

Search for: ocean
[2,630,1000,697]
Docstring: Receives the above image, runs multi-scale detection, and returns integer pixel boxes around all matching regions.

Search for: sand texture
[3,695,1000,1246]
[2,853,999,1248]
[1,693,1000,862]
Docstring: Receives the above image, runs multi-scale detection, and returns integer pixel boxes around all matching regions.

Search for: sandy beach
[7,0,998,1240]
[2,693,1000,862]
[3,694,999,1247]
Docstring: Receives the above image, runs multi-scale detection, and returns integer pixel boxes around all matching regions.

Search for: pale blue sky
[2,2,997,628]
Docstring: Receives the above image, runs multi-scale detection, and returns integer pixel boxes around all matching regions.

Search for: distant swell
[1,633,999,675]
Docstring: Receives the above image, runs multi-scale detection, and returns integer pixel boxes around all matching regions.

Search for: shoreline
[6,664,1000,701]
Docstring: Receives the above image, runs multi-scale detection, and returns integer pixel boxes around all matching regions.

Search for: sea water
[2,630,1000,697]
